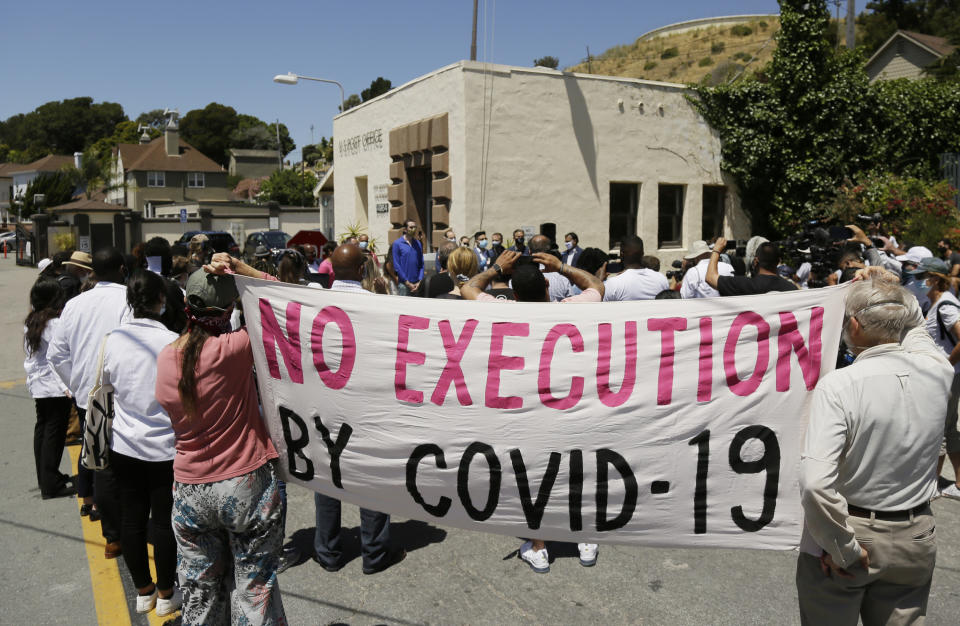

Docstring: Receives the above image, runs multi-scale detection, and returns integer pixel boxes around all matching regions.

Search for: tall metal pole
[846,0,856,49]
[276,119,283,170]
[470,0,478,61]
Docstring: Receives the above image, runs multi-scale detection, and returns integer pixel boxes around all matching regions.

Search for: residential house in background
[0,162,20,224]
[109,120,230,215]
[228,148,281,179]
[8,154,76,214]
[866,30,957,82]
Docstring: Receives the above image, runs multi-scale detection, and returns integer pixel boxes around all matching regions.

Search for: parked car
[0,231,16,253]
[243,230,290,262]
[173,230,240,257]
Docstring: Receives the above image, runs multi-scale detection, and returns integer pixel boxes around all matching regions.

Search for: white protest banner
[238,277,846,550]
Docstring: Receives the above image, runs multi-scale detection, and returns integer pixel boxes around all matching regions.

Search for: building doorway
[609,183,639,249]
[702,185,726,240]
[90,223,113,253]
[406,165,433,252]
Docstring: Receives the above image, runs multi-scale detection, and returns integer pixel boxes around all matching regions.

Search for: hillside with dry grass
[566,17,784,85]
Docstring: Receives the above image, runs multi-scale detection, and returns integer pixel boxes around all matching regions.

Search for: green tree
[0,97,126,162]
[135,109,170,130]
[20,170,78,214]
[258,168,318,206]
[339,94,363,112]
[533,56,560,69]
[361,77,393,102]
[179,103,239,165]
[302,137,334,166]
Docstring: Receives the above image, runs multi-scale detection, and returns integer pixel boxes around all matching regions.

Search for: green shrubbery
[711,41,726,54]
[644,61,658,71]
[660,47,679,60]
[693,0,960,236]
[730,24,753,37]
[699,57,714,67]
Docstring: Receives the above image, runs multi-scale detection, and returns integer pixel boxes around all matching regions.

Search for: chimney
[165,118,179,157]
[73,152,82,169]
[139,130,151,144]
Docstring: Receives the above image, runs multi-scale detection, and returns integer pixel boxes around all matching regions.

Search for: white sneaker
[156,588,183,617]
[519,540,550,573]
[135,588,157,614]
[578,543,598,567]
[941,483,960,500]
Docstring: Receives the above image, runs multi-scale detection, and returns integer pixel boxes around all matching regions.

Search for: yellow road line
[68,444,183,624]
[69,445,132,626]
[0,377,25,389]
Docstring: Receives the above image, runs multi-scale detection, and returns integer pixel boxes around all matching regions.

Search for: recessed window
[658,184,685,248]
[702,185,726,240]
[187,172,205,188]
[147,171,165,187]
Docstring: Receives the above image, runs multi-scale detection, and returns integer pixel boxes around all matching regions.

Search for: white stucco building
[332,61,748,260]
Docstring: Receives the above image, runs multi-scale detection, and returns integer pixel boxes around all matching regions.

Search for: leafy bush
[699,57,714,67]
[759,21,769,29]
[644,61,658,71]
[733,51,752,61]
[711,41,726,54]
[661,47,679,60]
[731,24,753,37]
[53,232,75,253]
[824,174,960,248]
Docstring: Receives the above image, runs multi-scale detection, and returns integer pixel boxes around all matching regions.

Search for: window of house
[658,184,685,248]
[147,171,165,187]
[702,186,726,240]
[609,183,639,249]
[187,172,205,188]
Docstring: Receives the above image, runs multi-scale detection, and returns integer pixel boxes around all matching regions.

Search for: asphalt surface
[2,255,959,625]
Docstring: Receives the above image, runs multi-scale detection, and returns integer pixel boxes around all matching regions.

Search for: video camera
[665,259,684,281]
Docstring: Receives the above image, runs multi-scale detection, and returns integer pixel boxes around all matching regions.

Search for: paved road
[2,255,959,624]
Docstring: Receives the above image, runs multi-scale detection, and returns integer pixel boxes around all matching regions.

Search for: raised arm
[705,237,726,289]
[533,252,604,298]
[461,251,521,300]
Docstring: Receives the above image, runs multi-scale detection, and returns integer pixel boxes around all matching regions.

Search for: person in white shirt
[911,258,960,499]
[680,240,733,299]
[529,235,573,301]
[603,236,668,301]
[23,278,73,500]
[101,271,182,616]
[797,267,950,624]
[47,247,133,556]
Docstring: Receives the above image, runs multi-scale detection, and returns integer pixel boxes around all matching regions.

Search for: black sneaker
[311,553,344,572]
[41,484,76,500]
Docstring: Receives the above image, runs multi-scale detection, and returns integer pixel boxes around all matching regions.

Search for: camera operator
[706,237,797,295]
[602,236,668,301]
[680,240,733,299]
[846,224,901,277]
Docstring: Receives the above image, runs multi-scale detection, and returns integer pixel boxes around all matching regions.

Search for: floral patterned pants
[173,461,287,626]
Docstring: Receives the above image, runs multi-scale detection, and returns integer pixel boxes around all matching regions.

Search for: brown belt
[848,503,930,522]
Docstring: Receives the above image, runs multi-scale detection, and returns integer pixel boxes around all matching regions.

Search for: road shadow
[282,519,447,570]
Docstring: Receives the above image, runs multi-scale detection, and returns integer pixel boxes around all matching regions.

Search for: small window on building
[187,172,205,188]
[147,171,165,187]
[658,184,685,248]
[702,185,726,240]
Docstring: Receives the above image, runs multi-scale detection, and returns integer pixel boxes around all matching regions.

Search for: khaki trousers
[796,510,936,626]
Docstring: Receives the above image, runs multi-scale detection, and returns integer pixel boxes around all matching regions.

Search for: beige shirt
[799,321,952,567]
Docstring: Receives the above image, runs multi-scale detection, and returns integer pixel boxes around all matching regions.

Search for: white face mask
[565,241,573,250]
[359,241,369,249]
[492,239,501,246]
[159,303,166,315]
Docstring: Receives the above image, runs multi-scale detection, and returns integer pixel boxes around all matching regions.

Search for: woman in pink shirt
[155,267,286,625]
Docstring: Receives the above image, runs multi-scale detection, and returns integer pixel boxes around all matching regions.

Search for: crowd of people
[19,216,960,623]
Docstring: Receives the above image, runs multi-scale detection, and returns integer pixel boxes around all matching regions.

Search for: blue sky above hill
[0,0,866,157]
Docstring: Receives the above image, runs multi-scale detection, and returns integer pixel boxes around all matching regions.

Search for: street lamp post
[273,72,345,113]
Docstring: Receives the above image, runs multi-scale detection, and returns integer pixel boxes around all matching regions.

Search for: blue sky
[0,0,867,158]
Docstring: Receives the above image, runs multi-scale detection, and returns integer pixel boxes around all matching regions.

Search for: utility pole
[586,46,592,73]
[470,0,478,61]
[832,0,842,50]
[276,118,283,170]
[846,0,856,49]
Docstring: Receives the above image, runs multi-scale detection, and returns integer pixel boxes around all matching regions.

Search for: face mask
[359,241,368,249]
[159,304,166,315]
[565,241,573,250]
[447,236,456,242]
[478,239,488,248]
[515,237,524,246]
[492,239,501,247]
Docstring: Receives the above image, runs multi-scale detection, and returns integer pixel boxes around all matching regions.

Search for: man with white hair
[796,267,950,624]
